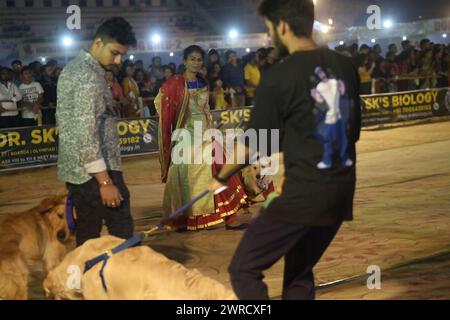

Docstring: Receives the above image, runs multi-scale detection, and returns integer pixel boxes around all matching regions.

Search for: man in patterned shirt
[56,17,137,246]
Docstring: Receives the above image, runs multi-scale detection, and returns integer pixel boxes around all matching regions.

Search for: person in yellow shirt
[244,52,261,106]
[121,64,140,118]
[212,78,229,110]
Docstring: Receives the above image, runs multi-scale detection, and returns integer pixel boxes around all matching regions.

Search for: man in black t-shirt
[209,0,361,300]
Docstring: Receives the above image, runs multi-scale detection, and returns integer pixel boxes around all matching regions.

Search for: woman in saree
[154,45,249,231]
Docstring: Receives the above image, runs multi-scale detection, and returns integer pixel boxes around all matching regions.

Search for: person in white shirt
[311,66,352,169]
[0,67,22,129]
[19,67,44,127]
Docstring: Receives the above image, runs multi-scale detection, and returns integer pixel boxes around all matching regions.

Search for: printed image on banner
[0,125,58,171]
[211,107,252,130]
[118,117,159,156]
[361,87,450,126]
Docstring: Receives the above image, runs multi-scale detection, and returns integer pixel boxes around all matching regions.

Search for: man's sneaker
[317,161,331,169]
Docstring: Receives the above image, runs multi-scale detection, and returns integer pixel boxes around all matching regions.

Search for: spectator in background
[433,44,449,88]
[256,47,268,70]
[396,49,419,91]
[418,48,435,89]
[373,44,383,62]
[200,65,208,80]
[140,77,157,116]
[134,60,144,70]
[373,58,397,93]
[0,67,22,129]
[207,49,221,70]
[401,40,412,52]
[208,62,222,85]
[357,54,375,94]
[134,68,146,92]
[11,60,22,87]
[155,65,174,92]
[387,44,398,58]
[108,64,121,83]
[149,56,164,81]
[163,65,174,81]
[40,63,58,125]
[244,52,260,106]
[29,61,43,82]
[349,43,359,58]
[168,62,177,74]
[212,78,228,110]
[359,44,370,55]
[222,50,245,108]
[265,47,278,69]
[420,38,432,51]
[105,70,125,118]
[122,64,140,118]
[19,67,44,127]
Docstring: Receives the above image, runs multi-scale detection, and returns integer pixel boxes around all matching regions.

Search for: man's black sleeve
[245,75,283,157]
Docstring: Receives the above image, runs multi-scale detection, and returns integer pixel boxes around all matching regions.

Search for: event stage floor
[1,119,450,300]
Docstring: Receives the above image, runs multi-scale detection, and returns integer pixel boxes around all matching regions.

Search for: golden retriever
[44,235,237,300]
[241,153,284,201]
[0,195,72,300]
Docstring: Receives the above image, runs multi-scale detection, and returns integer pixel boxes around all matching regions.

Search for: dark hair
[163,65,173,72]
[21,66,32,74]
[183,45,205,60]
[258,0,314,38]
[247,52,257,63]
[360,44,370,51]
[94,17,137,47]
[420,38,430,47]
[225,50,236,61]
[208,49,219,57]
[46,59,58,67]
[11,60,22,66]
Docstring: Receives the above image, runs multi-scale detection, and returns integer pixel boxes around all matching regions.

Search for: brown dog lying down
[44,235,237,300]
[0,195,72,300]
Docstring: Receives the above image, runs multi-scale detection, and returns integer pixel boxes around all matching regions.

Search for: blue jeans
[321,119,349,166]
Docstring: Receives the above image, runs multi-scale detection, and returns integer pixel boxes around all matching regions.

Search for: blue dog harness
[65,194,77,231]
[84,232,145,292]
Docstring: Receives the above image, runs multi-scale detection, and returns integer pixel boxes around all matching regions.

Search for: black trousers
[228,213,342,300]
[0,116,21,129]
[66,171,134,247]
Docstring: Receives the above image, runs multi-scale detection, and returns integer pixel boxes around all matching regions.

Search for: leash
[82,120,262,292]
[83,186,228,292]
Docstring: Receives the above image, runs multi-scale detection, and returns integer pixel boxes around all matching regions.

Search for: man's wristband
[214,175,229,185]
[99,178,114,187]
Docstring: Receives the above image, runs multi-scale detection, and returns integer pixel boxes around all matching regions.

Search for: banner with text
[0,117,159,172]
[360,87,450,126]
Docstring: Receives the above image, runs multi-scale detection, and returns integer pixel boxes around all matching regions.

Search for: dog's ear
[36,198,57,214]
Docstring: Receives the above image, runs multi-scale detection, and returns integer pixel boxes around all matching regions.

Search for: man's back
[249,48,361,226]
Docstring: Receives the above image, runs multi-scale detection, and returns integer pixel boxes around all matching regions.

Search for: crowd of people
[0,59,60,129]
[1,37,449,129]
[335,38,450,94]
